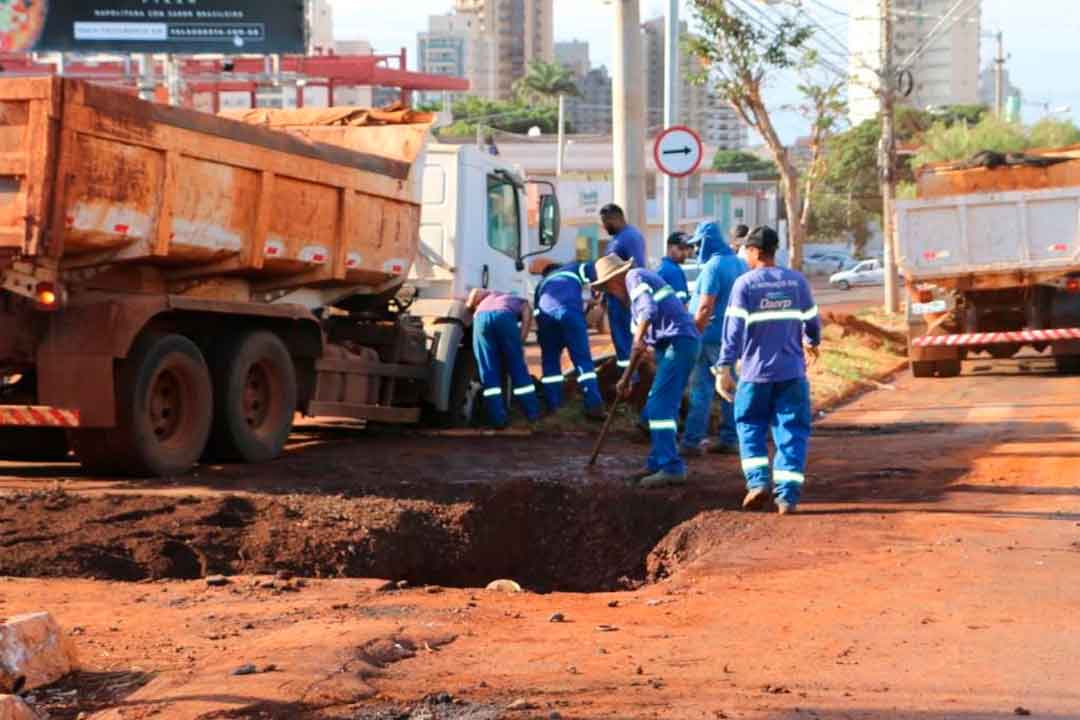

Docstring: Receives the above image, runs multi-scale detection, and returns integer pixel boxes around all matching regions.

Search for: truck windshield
[487,174,521,260]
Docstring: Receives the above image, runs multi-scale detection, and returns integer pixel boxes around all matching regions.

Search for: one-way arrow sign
[654,126,703,178]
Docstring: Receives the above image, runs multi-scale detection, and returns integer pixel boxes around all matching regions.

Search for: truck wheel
[911,360,936,378]
[207,331,296,463]
[73,333,213,477]
[935,359,962,378]
[0,428,70,462]
[443,347,481,428]
[1054,355,1080,374]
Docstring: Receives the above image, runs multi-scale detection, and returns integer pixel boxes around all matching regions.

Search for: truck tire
[911,359,962,378]
[0,428,70,462]
[442,347,481,428]
[910,360,936,378]
[207,331,296,463]
[72,333,213,477]
[1054,355,1080,374]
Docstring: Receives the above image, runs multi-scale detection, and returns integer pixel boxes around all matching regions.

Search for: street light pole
[993,31,1005,118]
[878,0,901,314]
[557,93,566,177]
[612,0,647,241]
[662,0,679,244]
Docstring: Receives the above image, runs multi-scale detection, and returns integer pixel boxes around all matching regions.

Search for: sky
[335,0,1080,143]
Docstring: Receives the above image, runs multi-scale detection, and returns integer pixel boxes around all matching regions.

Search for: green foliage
[712,150,779,178]
[928,104,990,127]
[415,101,443,113]
[1029,117,1080,149]
[438,95,562,138]
[512,60,581,106]
[913,115,1029,166]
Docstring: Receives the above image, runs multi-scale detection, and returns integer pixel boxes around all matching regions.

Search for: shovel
[587,353,644,467]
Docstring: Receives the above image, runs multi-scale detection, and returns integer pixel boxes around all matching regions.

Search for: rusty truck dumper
[0,78,550,475]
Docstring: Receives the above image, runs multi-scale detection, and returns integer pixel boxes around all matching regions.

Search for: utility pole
[993,31,1005,118]
[612,0,647,239]
[662,0,679,244]
[556,93,566,177]
[878,0,901,314]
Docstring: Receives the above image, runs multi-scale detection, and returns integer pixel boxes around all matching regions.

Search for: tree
[913,114,1029,166]
[512,60,581,106]
[711,150,779,178]
[438,95,562,138]
[688,1,833,270]
[1029,117,1080,149]
[791,59,846,233]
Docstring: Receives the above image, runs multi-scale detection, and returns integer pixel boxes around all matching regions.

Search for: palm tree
[513,61,582,107]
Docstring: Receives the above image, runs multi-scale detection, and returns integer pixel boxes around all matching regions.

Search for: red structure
[0,49,468,110]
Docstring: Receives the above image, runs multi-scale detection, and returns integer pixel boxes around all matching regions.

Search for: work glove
[714,364,737,403]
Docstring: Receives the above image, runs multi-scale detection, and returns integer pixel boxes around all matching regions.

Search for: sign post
[654,125,704,179]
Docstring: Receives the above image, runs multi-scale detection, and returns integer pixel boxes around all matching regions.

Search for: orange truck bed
[0,77,430,304]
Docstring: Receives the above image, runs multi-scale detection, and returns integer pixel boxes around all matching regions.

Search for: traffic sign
[653,125,704,178]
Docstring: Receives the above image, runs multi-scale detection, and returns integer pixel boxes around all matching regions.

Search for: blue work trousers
[682,342,737,450]
[645,336,699,475]
[473,310,540,427]
[606,295,633,369]
[537,311,603,412]
[734,377,812,505]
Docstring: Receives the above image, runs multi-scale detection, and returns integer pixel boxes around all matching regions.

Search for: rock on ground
[0,695,40,720]
[0,613,78,690]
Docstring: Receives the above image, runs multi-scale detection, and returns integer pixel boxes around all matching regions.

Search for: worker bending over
[657,232,692,305]
[532,259,605,420]
[467,289,541,429]
[592,255,701,487]
[682,221,748,456]
[599,204,646,370]
[715,227,820,514]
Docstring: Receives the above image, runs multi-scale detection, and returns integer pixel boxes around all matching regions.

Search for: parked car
[804,250,855,276]
[830,258,885,290]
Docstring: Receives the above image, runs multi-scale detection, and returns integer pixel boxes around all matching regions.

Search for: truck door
[482,172,528,296]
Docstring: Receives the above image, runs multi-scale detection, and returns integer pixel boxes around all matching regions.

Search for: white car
[804,251,854,276]
[830,259,884,290]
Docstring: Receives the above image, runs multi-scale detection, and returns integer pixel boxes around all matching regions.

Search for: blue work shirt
[719,266,821,383]
[688,221,748,345]
[534,261,596,318]
[657,257,690,304]
[609,224,646,268]
[626,269,700,348]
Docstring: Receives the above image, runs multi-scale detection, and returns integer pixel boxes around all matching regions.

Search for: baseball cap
[744,226,780,252]
[666,231,690,247]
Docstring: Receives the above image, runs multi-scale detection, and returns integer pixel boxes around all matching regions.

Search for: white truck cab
[408,142,561,420]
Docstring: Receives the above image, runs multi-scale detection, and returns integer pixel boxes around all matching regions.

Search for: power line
[804,0,849,18]
[727,0,849,81]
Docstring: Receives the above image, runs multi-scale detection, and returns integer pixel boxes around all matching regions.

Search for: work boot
[707,441,739,455]
[584,406,607,422]
[680,442,706,457]
[626,468,654,486]
[639,469,688,488]
[776,500,797,516]
[741,487,770,512]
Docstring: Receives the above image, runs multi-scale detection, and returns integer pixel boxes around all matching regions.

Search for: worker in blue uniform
[592,254,701,487]
[657,232,692,305]
[599,204,646,370]
[715,226,821,514]
[682,221,748,456]
[532,259,605,420]
[467,288,541,429]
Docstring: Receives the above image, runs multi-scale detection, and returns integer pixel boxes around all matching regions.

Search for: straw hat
[590,254,633,288]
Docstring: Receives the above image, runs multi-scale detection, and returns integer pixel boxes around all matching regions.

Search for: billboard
[0,1,306,54]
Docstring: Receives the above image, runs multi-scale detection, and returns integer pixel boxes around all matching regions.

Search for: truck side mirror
[538,193,560,248]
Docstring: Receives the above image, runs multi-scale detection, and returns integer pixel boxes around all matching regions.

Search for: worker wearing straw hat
[591,254,700,487]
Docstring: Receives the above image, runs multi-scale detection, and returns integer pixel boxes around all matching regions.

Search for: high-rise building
[978,63,1022,114]
[848,0,982,125]
[565,66,613,135]
[454,0,554,100]
[555,40,590,79]
[641,17,746,149]
[418,13,497,102]
[307,0,334,56]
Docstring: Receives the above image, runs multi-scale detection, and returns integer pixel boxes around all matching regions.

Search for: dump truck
[0,78,560,475]
[897,149,1080,377]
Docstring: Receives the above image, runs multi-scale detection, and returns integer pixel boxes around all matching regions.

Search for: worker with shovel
[714,227,821,514]
[591,255,700,487]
